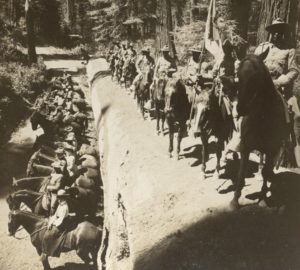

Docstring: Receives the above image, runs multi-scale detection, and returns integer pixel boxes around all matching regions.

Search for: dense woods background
[0,0,299,144]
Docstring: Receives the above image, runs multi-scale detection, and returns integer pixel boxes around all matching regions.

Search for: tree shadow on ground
[134,191,300,270]
[52,262,96,270]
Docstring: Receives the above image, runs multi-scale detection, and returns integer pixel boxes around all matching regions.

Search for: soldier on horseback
[47,161,67,214]
[255,18,299,100]
[42,189,70,257]
[130,47,155,94]
[254,18,299,166]
[126,42,137,62]
[151,45,177,134]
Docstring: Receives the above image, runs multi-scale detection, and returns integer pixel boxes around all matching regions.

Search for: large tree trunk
[156,0,176,58]
[217,0,251,58]
[25,0,37,65]
[256,0,298,47]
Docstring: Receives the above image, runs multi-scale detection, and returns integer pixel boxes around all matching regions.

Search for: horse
[27,150,56,176]
[27,163,54,177]
[7,210,101,270]
[231,50,289,209]
[152,74,168,134]
[122,59,137,89]
[7,189,50,216]
[7,189,97,218]
[12,176,50,192]
[164,78,190,159]
[30,111,57,137]
[191,78,234,175]
[136,67,153,118]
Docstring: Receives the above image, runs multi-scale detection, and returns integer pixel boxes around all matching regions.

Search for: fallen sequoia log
[87,59,300,270]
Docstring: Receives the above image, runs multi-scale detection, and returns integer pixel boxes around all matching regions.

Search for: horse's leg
[260,152,275,203]
[215,139,224,175]
[161,110,165,134]
[90,248,98,269]
[155,102,160,134]
[168,119,174,158]
[40,253,51,270]
[231,150,250,209]
[77,247,92,264]
[176,122,184,160]
[200,134,207,175]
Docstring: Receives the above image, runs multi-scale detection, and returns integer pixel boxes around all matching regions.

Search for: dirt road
[89,58,300,270]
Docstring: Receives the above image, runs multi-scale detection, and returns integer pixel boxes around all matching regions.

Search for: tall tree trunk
[217,0,251,58]
[256,0,298,47]
[25,0,37,64]
[156,0,176,58]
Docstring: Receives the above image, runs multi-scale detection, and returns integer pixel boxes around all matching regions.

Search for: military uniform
[255,42,298,98]
[153,55,176,80]
[131,49,155,92]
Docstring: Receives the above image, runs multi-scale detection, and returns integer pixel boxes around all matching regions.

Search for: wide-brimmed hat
[266,18,289,32]
[161,45,170,52]
[57,189,68,198]
[141,47,150,53]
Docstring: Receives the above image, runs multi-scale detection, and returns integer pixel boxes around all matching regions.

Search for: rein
[13,225,48,240]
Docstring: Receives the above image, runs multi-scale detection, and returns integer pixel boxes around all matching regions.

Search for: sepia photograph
[0,0,300,269]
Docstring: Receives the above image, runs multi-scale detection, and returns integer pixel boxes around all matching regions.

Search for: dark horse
[8,210,101,270]
[122,59,137,89]
[7,189,50,216]
[165,78,190,159]
[30,111,57,137]
[136,67,153,118]
[7,189,97,218]
[231,51,289,209]
[152,75,168,134]
[12,176,50,192]
[192,79,234,175]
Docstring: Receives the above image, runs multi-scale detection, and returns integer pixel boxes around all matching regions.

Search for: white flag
[204,0,223,59]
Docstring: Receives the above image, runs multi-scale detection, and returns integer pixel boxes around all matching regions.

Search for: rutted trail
[89,59,300,270]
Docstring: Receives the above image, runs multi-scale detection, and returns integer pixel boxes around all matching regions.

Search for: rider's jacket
[126,48,137,62]
[49,200,69,228]
[47,173,64,192]
[186,57,200,83]
[136,55,155,74]
[254,42,299,97]
[154,56,177,79]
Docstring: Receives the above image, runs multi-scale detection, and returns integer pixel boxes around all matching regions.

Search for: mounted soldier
[47,161,67,214]
[254,18,299,101]
[130,47,155,94]
[126,42,137,63]
[151,45,177,134]
[42,189,70,258]
[255,18,299,166]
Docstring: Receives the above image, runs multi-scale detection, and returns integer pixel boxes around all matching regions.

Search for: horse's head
[30,111,39,131]
[6,194,14,210]
[8,210,19,236]
[236,53,274,116]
